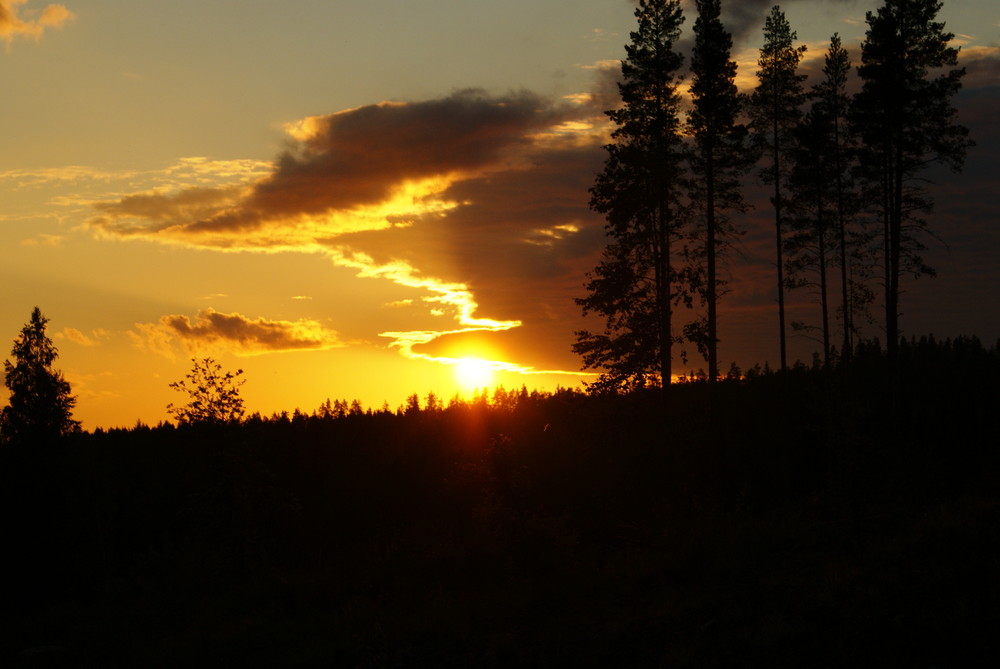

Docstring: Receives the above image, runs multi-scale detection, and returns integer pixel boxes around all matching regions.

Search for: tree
[852,0,971,362]
[574,0,688,393]
[167,357,246,425]
[786,34,873,369]
[686,0,752,384]
[749,5,808,374]
[784,99,839,369]
[813,33,868,366]
[1,307,80,444]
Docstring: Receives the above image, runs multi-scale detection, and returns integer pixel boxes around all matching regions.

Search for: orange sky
[3,0,999,428]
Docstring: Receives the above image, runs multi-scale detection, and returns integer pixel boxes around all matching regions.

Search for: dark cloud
[320,139,609,370]
[154,308,342,354]
[90,186,244,236]
[961,49,1000,91]
[91,89,586,240]
[194,89,575,233]
[718,0,858,46]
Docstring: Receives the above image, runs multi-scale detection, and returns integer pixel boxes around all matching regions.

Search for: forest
[2,0,997,666]
[2,331,999,666]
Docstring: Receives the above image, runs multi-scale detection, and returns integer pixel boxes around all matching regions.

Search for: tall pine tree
[749,5,807,374]
[852,0,971,362]
[574,0,688,392]
[812,34,874,366]
[686,0,751,384]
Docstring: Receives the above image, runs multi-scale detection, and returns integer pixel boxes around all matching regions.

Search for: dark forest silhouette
[2,333,999,665]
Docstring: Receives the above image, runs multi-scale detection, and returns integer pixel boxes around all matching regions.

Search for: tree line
[575,0,971,392]
[2,316,999,664]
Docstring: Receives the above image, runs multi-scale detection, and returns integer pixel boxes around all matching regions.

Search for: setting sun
[454,357,496,391]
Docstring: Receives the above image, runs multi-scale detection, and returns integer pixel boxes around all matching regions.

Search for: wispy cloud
[21,232,64,246]
[1,0,74,48]
[57,327,108,347]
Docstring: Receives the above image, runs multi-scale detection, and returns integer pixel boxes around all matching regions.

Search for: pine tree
[852,0,971,362]
[785,99,839,369]
[1,307,80,444]
[786,33,873,370]
[749,5,808,374]
[574,0,688,393]
[816,34,859,365]
[686,0,752,384]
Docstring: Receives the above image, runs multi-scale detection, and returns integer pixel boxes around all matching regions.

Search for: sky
[2,0,998,429]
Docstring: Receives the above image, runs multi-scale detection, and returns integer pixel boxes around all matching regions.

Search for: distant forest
[2,335,1000,666]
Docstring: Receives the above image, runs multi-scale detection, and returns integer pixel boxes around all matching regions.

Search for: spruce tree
[1,307,80,444]
[574,0,688,393]
[749,5,807,374]
[686,0,752,384]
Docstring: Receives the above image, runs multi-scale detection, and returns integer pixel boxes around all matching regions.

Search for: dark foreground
[2,338,999,667]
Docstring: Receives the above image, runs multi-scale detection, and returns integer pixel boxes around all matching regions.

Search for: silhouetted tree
[749,5,807,374]
[167,357,246,425]
[814,33,875,366]
[785,104,836,367]
[686,0,752,383]
[574,0,688,392]
[852,0,971,362]
[786,34,873,369]
[0,307,80,444]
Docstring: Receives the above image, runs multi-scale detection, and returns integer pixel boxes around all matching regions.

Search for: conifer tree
[749,5,807,374]
[852,0,971,362]
[574,0,688,392]
[787,34,873,368]
[686,0,752,384]
[785,99,839,368]
[816,34,859,365]
[1,307,80,444]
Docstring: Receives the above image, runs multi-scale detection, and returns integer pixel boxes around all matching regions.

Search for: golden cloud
[88,90,609,376]
[57,327,108,347]
[133,308,343,357]
[0,0,74,46]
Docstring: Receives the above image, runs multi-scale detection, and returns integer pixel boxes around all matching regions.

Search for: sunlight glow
[454,357,496,391]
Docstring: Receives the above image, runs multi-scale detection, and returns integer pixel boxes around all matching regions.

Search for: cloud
[960,46,1000,90]
[0,0,74,47]
[57,327,108,347]
[133,308,343,357]
[21,232,64,246]
[680,0,858,45]
[80,24,997,381]
[84,89,607,373]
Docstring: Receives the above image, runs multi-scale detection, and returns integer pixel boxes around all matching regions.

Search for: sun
[454,357,496,392]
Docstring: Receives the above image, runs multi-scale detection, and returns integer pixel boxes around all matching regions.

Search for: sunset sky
[3,0,998,429]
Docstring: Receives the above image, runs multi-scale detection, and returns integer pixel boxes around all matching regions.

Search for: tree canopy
[167,357,247,426]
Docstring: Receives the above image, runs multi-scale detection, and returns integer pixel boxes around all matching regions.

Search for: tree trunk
[773,113,787,373]
[834,114,852,367]
[707,144,718,385]
[818,203,830,371]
